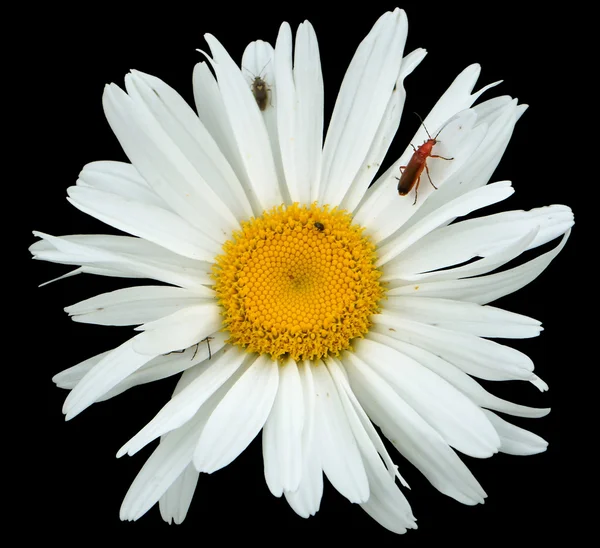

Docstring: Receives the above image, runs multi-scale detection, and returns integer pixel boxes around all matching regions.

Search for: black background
[23,2,584,544]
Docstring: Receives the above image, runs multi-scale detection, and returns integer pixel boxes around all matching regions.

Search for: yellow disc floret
[212,203,384,361]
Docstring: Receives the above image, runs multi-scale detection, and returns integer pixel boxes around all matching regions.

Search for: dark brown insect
[396,115,453,205]
[251,76,271,111]
[314,222,325,231]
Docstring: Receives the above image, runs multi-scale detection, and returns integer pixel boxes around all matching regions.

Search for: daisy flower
[31,8,573,533]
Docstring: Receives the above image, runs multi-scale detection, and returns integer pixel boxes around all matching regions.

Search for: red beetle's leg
[424,163,438,190]
[413,175,421,205]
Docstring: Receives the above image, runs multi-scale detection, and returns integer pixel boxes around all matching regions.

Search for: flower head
[31,8,573,534]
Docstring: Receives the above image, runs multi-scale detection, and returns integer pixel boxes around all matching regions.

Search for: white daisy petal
[263,357,304,497]
[329,357,407,485]
[67,185,220,261]
[413,63,502,133]
[159,463,199,525]
[311,360,370,504]
[393,205,574,276]
[382,296,542,339]
[193,355,279,473]
[384,228,538,285]
[100,333,227,401]
[344,48,427,213]
[353,338,501,458]
[320,9,408,206]
[30,233,213,291]
[482,410,549,456]
[120,417,203,522]
[119,365,244,522]
[52,351,111,389]
[131,304,222,356]
[157,365,204,526]
[65,286,210,326]
[118,346,247,457]
[242,40,288,203]
[372,311,536,382]
[192,61,260,216]
[388,230,571,304]
[63,336,156,420]
[284,360,323,518]
[102,84,238,243]
[126,70,253,223]
[359,454,417,534]
[78,161,168,209]
[368,331,550,419]
[376,181,514,264]
[203,34,282,210]
[275,21,324,204]
[344,352,486,505]
[326,359,416,533]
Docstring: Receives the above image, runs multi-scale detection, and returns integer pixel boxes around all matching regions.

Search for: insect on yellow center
[212,203,384,361]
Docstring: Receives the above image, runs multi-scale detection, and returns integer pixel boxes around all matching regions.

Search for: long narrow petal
[159,463,199,525]
[484,409,548,456]
[77,161,168,209]
[67,186,218,261]
[320,9,408,206]
[52,351,110,389]
[119,366,244,522]
[120,418,203,521]
[242,40,288,203]
[359,455,417,534]
[275,21,323,204]
[263,357,304,496]
[131,304,222,356]
[382,296,542,339]
[343,48,427,213]
[30,233,213,292]
[100,333,226,401]
[375,181,514,262]
[193,61,259,216]
[368,331,550,418]
[327,359,416,534]
[344,352,486,505]
[483,410,548,456]
[284,360,323,518]
[126,70,253,222]
[311,360,369,504]
[54,335,225,399]
[353,338,501,458]
[384,228,539,285]
[103,83,238,242]
[65,286,209,326]
[118,346,248,457]
[392,205,574,276]
[329,358,406,485]
[203,34,282,210]
[63,336,156,420]
[372,310,536,382]
[387,230,571,304]
[193,355,279,473]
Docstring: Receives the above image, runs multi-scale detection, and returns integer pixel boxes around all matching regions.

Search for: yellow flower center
[213,203,384,361]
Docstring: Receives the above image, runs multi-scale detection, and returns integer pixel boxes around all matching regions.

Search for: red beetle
[397,115,453,204]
